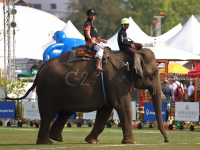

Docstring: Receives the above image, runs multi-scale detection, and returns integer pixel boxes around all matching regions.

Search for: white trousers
[93,42,107,59]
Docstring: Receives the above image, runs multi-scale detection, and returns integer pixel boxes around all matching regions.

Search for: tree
[0,78,27,118]
[65,0,139,39]
[0,78,27,98]
[65,0,200,38]
[123,0,200,35]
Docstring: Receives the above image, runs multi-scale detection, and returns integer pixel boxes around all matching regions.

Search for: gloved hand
[91,40,96,46]
[131,44,136,49]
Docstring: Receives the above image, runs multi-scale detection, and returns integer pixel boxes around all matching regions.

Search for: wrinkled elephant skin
[6,48,168,144]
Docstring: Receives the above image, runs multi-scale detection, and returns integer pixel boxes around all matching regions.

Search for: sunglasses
[89,14,96,16]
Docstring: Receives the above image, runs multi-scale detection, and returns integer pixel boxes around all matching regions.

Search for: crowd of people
[161,76,194,104]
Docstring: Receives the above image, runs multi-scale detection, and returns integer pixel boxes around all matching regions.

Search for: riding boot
[96,57,105,72]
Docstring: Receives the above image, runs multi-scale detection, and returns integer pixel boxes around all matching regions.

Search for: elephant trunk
[149,73,169,143]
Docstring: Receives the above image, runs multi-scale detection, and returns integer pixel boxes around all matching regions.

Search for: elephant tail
[5,70,39,101]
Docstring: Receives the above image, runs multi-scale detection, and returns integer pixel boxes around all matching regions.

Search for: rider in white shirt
[187,81,194,101]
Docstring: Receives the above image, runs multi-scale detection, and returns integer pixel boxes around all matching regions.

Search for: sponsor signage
[24,102,76,120]
[175,102,199,121]
[113,102,136,120]
[24,102,40,119]
[83,111,96,119]
[144,102,166,121]
[0,101,15,118]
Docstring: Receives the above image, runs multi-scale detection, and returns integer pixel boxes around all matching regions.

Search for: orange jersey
[86,37,100,46]
[84,18,99,45]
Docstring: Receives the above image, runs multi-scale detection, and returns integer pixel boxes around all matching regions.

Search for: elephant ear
[134,53,143,77]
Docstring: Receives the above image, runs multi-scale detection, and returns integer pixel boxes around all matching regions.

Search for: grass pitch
[0,125,200,150]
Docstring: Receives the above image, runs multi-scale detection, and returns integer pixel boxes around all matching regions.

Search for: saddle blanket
[68,46,107,63]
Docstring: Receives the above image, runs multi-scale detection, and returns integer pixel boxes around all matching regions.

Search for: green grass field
[0,125,200,150]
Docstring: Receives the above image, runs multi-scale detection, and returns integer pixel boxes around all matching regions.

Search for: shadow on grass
[0,143,93,146]
[0,144,36,146]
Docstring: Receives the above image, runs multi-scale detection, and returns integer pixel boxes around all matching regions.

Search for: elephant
[6,48,169,144]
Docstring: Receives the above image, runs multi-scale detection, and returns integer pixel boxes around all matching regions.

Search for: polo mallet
[128,37,134,42]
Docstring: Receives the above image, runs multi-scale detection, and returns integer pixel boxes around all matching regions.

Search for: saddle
[76,45,109,60]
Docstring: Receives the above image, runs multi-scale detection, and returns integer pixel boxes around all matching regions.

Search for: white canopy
[42,20,85,50]
[107,17,182,50]
[107,17,152,50]
[144,41,200,60]
[0,3,66,60]
[62,20,84,40]
[166,15,200,54]
[154,23,182,42]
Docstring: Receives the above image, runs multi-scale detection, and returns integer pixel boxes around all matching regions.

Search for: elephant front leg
[85,105,113,144]
[116,98,139,144]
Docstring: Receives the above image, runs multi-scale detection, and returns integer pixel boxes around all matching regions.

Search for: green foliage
[64,0,200,37]
[0,78,27,98]
[65,0,139,39]
[115,0,200,35]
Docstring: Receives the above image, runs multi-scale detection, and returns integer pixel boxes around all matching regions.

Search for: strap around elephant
[108,57,134,92]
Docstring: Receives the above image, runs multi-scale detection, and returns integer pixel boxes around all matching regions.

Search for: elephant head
[133,48,168,142]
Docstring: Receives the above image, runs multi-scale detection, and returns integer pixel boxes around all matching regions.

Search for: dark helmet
[87,9,97,15]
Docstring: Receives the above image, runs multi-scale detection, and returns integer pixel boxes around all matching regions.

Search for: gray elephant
[6,48,168,144]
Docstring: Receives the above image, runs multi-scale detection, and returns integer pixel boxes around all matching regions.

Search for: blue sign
[144,102,166,121]
[69,113,76,120]
[0,101,16,118]
[54,113,76,120]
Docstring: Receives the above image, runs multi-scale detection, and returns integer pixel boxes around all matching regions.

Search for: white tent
[0,3,66,60]
[107,17,152,50]
[42,20,85,50]
[107,17,182,50]
[62,20,84,40]
[128,17,152,43]
[154,23,182,42]
[166,15,200,54]
[144,41,200,60]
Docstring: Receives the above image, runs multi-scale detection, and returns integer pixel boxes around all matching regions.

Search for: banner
[24,102,76,120]
[0,101,15,118]
[82,111,96,119]
[175,102,199,121]
[144,102,166,121]
[113,102,136,120]
[24,102,40,119]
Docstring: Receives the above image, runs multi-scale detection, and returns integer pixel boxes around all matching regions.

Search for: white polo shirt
[187,85,194,96]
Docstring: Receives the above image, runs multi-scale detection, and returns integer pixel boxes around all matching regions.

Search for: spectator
[162,80,173,106]
[171,76,184,102]
[187,81,194,102]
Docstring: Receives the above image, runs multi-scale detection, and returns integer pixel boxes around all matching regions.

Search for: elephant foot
[36,137,53,145]
[164,138,169,143]
[85,136,99,144]
[122,136,139,144]
[50,130,63,142]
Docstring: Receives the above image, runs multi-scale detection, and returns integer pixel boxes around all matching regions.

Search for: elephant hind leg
[36,110,58,144]
[85,105,113,144]
[50,111,74,142]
